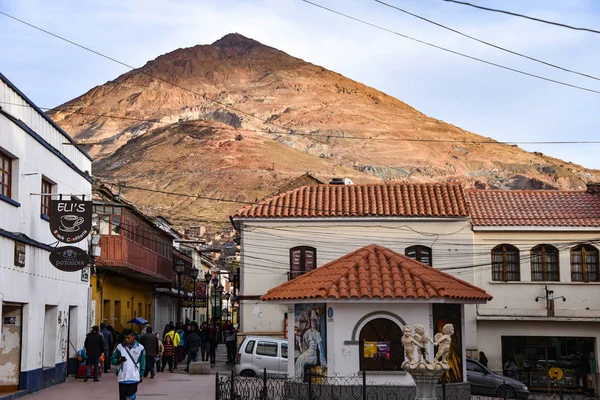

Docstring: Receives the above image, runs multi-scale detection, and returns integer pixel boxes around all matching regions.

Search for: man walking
[111,329,145,400]
[83,326,104,382]
[138,326,158,379]
[207,320,217,365]
[99,323,113,373]
[185,324,200,372]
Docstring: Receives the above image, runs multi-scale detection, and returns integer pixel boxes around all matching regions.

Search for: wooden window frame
[571,245,599,282]
[531,244,560,282]
[289,246,317,280]
[491,244,521,282]
[0,150,12,199]
[40,177,53,217]
[405,245,432,266]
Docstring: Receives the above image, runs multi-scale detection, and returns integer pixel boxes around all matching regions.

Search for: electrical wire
[300,0,600,95]
[442,0,600,35]
[374,0,600,82]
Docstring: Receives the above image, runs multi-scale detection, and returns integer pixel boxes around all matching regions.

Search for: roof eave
[260,297,489,304]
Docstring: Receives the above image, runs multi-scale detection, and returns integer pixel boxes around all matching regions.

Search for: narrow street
[22,344,233,400]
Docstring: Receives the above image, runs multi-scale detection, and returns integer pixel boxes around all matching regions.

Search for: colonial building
[0,73,92,394]
[466,187,600,393]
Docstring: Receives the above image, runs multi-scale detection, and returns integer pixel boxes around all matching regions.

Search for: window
[281,343,288,359]
[256,341,278,357]
[289,246,317,280]
[94,205,122,235]
[405,245,432,266]
[41,178,53,217]
[467,360,487,374]
[531,245,560,281]
[491,244,520,281]
[571,245,599,282]
[0,150,12,198]
[359,318,403,371]
[245,340,255,354]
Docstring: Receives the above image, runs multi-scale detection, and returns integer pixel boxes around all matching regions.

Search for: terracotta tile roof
[260,245,492,302]
[466,190,600,227]
[232,183,468,219]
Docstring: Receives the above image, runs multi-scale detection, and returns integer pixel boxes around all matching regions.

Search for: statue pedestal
[402,361,449,400]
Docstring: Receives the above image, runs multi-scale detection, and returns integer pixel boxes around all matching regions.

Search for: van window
[245,340,255,354]
[281,343,288,359]
[256,341,278,357]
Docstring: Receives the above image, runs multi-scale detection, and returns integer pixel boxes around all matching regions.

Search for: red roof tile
[232,183,468,219]
[466,190,600,227]
[260,245,492,302]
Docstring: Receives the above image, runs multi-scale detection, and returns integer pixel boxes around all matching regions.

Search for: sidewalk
[22,343,234,399]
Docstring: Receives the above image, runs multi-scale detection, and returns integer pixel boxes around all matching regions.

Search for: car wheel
[240,369,256,377]
[496,385,516,399]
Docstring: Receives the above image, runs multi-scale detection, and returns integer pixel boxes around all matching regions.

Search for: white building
[0,73,92,394]
[467,187,600,393]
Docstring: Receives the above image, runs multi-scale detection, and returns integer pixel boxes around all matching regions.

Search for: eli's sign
[50,200,92,243]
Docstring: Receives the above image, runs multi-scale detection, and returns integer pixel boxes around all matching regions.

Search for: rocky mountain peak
[211,33,264,50]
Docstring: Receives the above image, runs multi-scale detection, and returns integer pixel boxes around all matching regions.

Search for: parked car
[467,358,529,399]
[235,336,288,377]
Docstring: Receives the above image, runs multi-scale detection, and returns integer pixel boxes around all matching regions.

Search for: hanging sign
[50,199,92,243]
[49,246,89,272]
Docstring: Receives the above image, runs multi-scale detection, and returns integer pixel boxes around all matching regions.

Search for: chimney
[329,177,354,185]
[587,183,600,194]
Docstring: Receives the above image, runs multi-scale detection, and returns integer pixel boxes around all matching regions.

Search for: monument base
[402,361,449,400]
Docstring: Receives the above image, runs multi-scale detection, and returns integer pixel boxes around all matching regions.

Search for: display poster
[433,303,463,383]
[294,303,327,379]
[363,341,377,359]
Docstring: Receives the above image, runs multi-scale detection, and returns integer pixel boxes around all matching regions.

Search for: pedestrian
[111,329,145,400]
[185,324,201,372]
[199,322,209,362]
[163,324,180,368]
[155,333,164,373]
[83,326,105,382]
[176,323,186,367]
[225,324,238,364]
[138,327,158,379]
[208,319,217,365]
[161,335,175,373]
[99,323,113,373]
[479,351,488,367]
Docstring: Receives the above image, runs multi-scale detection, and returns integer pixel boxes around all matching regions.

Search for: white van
[234,336,288,377]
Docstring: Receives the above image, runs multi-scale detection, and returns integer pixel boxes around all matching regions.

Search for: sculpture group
[401,323,454,369]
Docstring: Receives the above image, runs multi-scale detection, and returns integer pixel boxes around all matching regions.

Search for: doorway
[0,304,23,393]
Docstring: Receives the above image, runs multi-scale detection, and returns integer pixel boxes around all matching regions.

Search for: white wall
[0,78,92,374]
[238,219,477,348]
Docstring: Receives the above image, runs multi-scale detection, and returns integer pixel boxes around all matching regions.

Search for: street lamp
[204,271,211,322]
[190,265,199,321]
[174,260,185,325]
[224,292,231,323]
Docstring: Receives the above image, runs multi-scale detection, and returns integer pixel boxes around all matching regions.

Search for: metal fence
[215,370,470,400]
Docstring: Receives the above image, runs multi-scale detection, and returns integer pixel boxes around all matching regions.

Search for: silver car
[234,336,288,377]
[467,358,530,399]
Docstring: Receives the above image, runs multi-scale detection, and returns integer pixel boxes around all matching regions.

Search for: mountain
[48,34,600,226]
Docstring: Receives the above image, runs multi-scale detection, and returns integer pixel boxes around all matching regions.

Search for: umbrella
[126,317,148,325]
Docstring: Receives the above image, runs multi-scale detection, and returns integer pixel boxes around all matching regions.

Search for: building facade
[0,73,92,394]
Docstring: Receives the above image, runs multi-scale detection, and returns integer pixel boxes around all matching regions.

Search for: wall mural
[294,303,327,379]
[433,304,462,383]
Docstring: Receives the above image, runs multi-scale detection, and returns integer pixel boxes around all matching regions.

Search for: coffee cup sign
[50,200,92,243]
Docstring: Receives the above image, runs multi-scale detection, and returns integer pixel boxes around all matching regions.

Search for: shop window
[289,246,317,280]
[359,318,403,371]
[40,177,54,218]
[531,244,559,281]
[0,149,13,199]
[571,245,599,282]
[405,245,432,266]
[491,244,520,281]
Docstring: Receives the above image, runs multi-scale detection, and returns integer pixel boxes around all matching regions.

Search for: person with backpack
[83,326,105,382]
[224,324,238,364]
[111,329,145,400]
[185,324,201,372]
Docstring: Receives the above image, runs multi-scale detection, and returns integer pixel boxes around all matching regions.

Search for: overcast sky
[2,0,599,169]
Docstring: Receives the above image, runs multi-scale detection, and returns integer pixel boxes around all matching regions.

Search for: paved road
[24,343,233,400]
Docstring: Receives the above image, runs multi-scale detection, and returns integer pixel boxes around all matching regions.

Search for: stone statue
[413,324,433,363]
[401,325,422,365]
[433,323,454,365]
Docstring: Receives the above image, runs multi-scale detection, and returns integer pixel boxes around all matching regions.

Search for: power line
[300,0,600,95]
[374,0,600,82]
[442,0,600,35]
[4,100,600,145]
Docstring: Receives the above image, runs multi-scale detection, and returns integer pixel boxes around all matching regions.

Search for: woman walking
[161,335,175,373]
